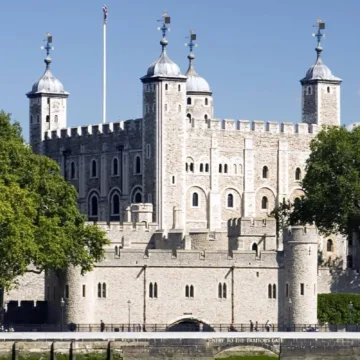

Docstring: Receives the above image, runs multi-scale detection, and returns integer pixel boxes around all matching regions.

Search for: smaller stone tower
[284,225,318,326]
[300,19,341,127]
[184,30,213,122]
[26,33,69,154]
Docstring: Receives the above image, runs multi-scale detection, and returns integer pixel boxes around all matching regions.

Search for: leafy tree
[0,111,108,290]
[272,126,360,238]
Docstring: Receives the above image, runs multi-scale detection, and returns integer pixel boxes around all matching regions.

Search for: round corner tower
[284,225,318,326]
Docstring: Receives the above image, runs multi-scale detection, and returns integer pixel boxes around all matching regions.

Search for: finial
[41,32,54,69]
[185,30,197,54]
[157,11,171,49]
[312,18,325,59]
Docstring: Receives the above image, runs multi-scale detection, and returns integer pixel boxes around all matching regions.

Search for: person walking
[250,320,254,332]
[100,320,105,332]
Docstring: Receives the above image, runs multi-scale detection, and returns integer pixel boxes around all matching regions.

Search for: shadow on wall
[167,318,215,332]
[4,301,48,325]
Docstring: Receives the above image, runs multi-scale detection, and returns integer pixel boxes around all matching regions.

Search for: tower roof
[185,31,211,94]
[301,19,341,84]
[27,33,68,97]
[142,13,185,80]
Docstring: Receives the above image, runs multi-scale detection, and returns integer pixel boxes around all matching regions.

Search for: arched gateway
[167,317,215,332]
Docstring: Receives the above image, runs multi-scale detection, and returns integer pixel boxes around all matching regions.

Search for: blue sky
[1,0,359,140]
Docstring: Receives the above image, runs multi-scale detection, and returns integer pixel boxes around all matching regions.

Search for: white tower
[184,31,213,123]
[26,33,69,154]
[141,13,187,231]
[300,19,341,127]
[284,226,318,326]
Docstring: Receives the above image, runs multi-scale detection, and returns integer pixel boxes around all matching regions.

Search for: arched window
[70,162,76,179]
[90,195,98,217]
[187,97,192,105]
[294,197,301,208]
[234,164,237,174]
[307,86,312,95]
[115,246,118,256]
[268,284,272,299]
[200,163,204,172]
[272,284,276,299]
[91,160,97,177]
[154,282,158,298]
[327,239,334,252]
[54,115,58,123]
[165,84,168,90]
[112,193,120,215]
[219,164,222,173]
[149,283,153,298]
[187,113,192,122]
[189,163,194,172]
[327,86,330,93]
[113,158,119,176]
[186,163,189,172]
[205,164,209,172]
[190,285,194,298]
[252,243,258,256]
[205,98,208,105]
[46,115,50,123]
[262,166,269,179]
[223,283,227,299]
[204,114,208,121]
[295,167,301,180]
[227,194,234,208]
[102,283,106,298]
[192,192,199,207]
[134,191,142,203]
[135,156,141,174]
[97,283,101,298]
[178,84,181,91]
[261,196,268,210]
[224,164,228,173]
[218,283,222,299]
[178,104,181,112]
[185,285,189,298]
[348,255,353,269]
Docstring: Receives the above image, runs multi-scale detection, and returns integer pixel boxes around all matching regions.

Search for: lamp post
[349,301,354,327]
[127,300,131,332]
[60,297,65,332]
[288,298,292,331]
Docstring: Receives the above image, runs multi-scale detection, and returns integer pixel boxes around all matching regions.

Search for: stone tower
[140,14,187,231]
[184,31,213,123]
[284,226,318,326]
[26,33,69,154]
[300,19,341,127]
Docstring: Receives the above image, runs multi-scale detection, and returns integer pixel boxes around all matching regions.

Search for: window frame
[192,192,199,208]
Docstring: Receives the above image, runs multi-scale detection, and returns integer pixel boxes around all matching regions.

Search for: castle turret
[184,31,213,123]
[26,33,69,154]
[284,225,318,326]
[300,19,341,127]
[140,13,187,231]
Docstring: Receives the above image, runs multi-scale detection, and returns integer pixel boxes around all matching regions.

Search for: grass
[215,356,278,360]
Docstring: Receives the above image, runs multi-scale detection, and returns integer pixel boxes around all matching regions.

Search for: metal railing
[2,323,360,333]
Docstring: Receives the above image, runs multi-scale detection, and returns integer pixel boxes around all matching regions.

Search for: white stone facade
[5,25,357,329]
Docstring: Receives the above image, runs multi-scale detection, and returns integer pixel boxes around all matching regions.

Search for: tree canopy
[0,111,108,290]
[274,126,360,237]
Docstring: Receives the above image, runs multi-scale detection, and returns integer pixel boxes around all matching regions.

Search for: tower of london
[5,15,359,329]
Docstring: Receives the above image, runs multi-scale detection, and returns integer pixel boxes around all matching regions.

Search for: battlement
[44,118,142,140]
[286,225,318,243]
[190,118,318,135]
[228,217,277,237]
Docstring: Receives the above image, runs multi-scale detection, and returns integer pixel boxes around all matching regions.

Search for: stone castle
[5,16,360,329]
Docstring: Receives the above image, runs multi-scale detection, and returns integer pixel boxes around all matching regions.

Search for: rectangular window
[82,285,86,298]
[146,144,151,159]
[300,283,304,295]
[171,175,176,185]
[65,285,69,299]
[286,284,289,297]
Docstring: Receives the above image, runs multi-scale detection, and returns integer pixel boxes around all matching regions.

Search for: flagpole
[103,8,107,124]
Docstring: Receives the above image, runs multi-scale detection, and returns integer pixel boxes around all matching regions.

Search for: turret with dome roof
[300,18,341,127]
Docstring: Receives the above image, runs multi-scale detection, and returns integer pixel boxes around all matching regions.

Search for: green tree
[273,126,360,237]
[0,111,108,290]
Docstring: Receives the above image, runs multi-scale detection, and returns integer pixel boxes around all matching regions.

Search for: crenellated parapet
[228,217,276,237]
[188,118,319,135]
[44,118,142,141]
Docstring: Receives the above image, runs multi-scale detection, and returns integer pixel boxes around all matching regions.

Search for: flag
[103,4,108,24]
